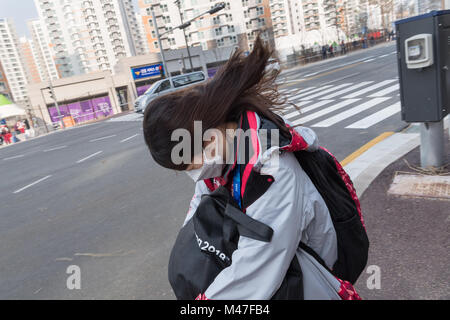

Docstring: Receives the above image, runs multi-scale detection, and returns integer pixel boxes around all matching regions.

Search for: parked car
[135,71,207,113]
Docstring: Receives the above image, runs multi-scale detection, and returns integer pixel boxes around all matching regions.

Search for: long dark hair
[143,36,291,171]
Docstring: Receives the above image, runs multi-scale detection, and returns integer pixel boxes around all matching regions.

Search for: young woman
[143,37,364,300]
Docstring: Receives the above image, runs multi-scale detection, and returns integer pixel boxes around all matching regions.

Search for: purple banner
[48,95,113,124]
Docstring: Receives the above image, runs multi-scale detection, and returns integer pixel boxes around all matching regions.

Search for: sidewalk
[348,121,449,299]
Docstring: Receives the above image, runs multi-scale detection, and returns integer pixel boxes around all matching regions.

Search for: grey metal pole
[420,120,445,168]
[38,89,50,133]
[152,10,171,83]
[175,1,194,72]
[48,80,65,129]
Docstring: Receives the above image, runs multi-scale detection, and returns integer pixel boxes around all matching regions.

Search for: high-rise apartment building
[0,18,30,105]
[138,0,274,54]
[27,18,60,82]
[20,37,42,84]
[33,0,144,78]
[0,61,13,101]
[135,13,150,55]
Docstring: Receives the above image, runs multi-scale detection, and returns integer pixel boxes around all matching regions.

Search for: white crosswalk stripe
[342,79,397,98]
[277,101,312,117]
[297,83,354,100]
[108,78,402,130]
[288,85,333,100]
[282,86,316,96]
[311,97,391,127]
[319,81,374,100]
[346,102,401,129]
[288,100,334,117]
[368,83,399,97]
[290,99,360,126]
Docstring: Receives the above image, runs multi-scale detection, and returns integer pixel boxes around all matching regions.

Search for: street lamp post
[151,9,171,83]
[151,2,226,80]
[174,0,194,73]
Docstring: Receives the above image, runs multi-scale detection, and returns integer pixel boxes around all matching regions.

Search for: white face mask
[186,149,225,182]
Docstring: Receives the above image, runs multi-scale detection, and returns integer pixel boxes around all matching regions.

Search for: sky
[0,0,140,38]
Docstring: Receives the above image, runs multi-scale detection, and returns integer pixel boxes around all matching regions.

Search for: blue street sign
[131,64,163,80]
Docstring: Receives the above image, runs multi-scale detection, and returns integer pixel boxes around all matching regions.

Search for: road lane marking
[13,175,52,194]
[368,83,400,97]
[297,83,354,100]
[340,132,395,167]
[120,134,139,143]
[346,102,401,129]
[89,135,116,142]
[322,72,360,85]
[312,97,391,127]
[319,81,374,100]
[291,99,360,125]
[3,154,25,161]
[363,58,375,62]
[76,151,103,164]
[302,57,374,78]
[43,145,67,152]
[342,79,397,98]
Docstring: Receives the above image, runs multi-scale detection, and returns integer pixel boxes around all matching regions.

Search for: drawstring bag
[168,186,304,300]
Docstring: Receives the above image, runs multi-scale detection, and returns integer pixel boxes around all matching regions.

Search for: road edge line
[340,131,395,167]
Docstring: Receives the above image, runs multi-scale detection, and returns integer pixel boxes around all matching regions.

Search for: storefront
[47,95,113,124]
[131,63,164,97]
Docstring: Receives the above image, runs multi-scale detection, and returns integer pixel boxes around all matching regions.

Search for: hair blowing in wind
[143,35,291,170]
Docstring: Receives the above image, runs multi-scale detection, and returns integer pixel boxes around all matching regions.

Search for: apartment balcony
[43,9,56,17]
[82,0,93,8]
[91,36,103,44]
[109,32,121,40]
[102,3,113,11]
[108,25,120,33]
[244,10,263,20]
[105,18,118,26]
[41,2,54,11]
[45,17,58,25]
[242,0,263,9]
[104,11,116,19]
[245,20,266,31]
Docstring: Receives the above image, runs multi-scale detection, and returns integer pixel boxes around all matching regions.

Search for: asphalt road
[0,41,405,299]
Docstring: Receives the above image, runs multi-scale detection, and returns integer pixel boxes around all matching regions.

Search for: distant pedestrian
[322,45,327,59]
[341,40,346,54]
[328,44,334,57]
[1,125,12,145]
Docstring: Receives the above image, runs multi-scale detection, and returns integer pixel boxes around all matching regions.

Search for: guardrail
[281,36,393,69]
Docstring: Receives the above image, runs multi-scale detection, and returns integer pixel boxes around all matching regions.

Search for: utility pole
[174,0,194,73]
[152,9,171,84]
[46,81,65,129]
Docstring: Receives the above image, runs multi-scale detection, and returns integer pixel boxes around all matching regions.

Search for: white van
[135,71,207,113]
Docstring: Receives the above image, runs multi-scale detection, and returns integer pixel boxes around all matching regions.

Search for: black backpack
[294,147,369,284]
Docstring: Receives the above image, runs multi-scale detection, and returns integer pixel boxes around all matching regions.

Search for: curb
[343,115,449,198]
